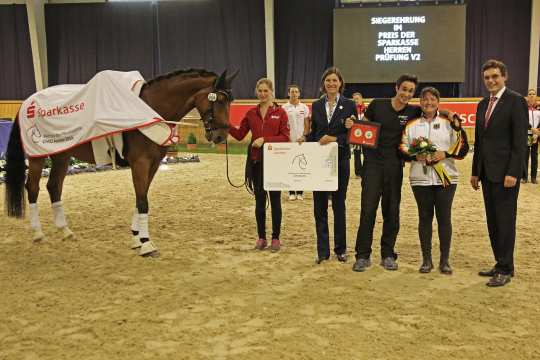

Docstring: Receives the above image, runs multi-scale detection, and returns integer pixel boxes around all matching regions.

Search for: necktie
[484,96,497,128]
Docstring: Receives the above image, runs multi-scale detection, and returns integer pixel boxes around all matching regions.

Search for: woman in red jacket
[229,78,290,251]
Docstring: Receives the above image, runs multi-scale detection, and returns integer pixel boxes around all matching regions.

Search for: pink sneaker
[271,238,281,252]
[255,238,267,250]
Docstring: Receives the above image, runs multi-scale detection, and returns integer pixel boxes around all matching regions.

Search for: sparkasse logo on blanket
[26,101,36,119]
[29,102,86,118]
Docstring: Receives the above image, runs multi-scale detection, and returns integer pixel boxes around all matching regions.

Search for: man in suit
[471,59,528,287]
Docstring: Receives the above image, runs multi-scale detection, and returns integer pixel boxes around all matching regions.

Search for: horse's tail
[4,115,26,218]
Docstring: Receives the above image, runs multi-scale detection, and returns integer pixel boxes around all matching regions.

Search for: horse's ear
[215,70,227,89]
[225,69,239,88]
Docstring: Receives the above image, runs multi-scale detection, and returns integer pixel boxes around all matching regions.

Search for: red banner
[229,101,479,128]
[436,102,478,127]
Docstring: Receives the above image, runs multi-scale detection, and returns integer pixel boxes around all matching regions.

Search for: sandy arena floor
[1,154,539,360]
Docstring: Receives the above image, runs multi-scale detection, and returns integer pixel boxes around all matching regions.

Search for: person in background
[229,78,290,252]
[300,67,356,264]
[282,84,310,200]
[523,89,540,184]
[352,92,366,178]
[346,74,422,272]
[471,59,528,287]
[400,87,469,274]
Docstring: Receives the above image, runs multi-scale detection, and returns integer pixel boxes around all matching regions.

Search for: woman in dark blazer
[302,67,357,263]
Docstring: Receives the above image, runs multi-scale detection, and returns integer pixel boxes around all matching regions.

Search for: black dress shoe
[479,268,514,277]
[532,178,538,184]
[486,273,511,287]
[336,253,348,263]
[439,263,453,275]
[315,256,330,264]
[419,260,434,273]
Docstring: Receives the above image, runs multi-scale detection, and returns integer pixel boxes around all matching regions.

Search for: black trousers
[481,179,520,275]
[353,147,362,176]
[313,158,350,258]
[355,162,403,260]
[252,162,281,240]
[411,185,457,262]
[524,143,538,180]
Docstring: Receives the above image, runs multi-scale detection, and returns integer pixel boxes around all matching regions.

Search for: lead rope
[224,138,269,209]
[225,139,253,194]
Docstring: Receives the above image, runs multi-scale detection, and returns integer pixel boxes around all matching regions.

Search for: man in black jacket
[471,59,528,287]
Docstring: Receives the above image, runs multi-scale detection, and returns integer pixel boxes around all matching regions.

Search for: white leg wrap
[29,203,42,230]
[52,201,68,228]
[131,208,139,232]
[138,213,149,239]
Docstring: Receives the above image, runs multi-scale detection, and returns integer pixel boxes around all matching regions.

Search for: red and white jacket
[229,103,290,161]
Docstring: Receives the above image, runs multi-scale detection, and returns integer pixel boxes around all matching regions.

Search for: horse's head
[193,70,238,144]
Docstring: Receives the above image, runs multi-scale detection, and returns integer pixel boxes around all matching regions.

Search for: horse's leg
[129,157,160,250]
[46,154,75,240]
[130,207,141,249]
[130,157,159,257]
[26,158,45,242]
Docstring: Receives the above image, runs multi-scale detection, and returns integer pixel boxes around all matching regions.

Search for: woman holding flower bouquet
[399,87,469,274]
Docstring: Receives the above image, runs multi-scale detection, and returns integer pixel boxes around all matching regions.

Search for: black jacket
[472,88,528,182]
[307,95,356,160]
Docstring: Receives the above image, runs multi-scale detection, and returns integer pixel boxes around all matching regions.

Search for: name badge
[398,115,409,126]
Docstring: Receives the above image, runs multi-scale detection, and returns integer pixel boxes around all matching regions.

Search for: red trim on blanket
[159,123,176,146]
[20,116,163,158]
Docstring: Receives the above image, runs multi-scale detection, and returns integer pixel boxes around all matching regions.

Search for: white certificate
[263,142,338,191]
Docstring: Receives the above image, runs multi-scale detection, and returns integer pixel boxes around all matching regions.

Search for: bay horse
[4,68,237,257]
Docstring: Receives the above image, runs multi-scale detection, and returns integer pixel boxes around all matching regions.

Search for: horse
[4,68,237,257]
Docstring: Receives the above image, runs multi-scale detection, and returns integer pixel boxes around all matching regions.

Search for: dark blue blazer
[307,95,356,160]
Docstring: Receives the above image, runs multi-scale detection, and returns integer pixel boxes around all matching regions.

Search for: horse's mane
[144,68,218,88]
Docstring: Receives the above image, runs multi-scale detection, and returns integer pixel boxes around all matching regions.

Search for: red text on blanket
[26,101,86,119]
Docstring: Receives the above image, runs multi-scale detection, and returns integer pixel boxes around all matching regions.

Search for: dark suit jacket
[472,88,528,182]
[307,95,356,160]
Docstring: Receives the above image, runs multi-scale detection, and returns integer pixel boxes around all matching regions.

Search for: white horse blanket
[18,70,176,160]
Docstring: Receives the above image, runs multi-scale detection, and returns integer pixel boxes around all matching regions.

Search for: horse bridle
[201,89,234,133]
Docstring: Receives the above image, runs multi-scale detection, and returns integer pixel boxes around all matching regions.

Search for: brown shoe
[486,273,511,287]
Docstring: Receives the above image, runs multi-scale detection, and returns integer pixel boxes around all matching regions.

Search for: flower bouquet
[409,137,437,174]
[409,136,437,156]
[407,136,451,187]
